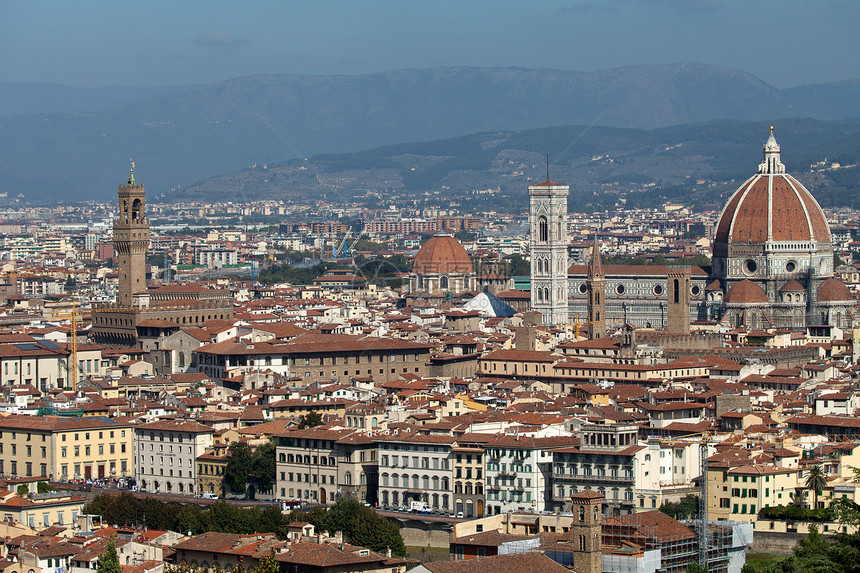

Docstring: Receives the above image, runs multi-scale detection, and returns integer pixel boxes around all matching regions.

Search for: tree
[250,551,279,573]
[806,465,828,510]
[508,253,530,276]
[250,439,276,493]
[660,495,698,520]
[320,498,406,557]
[37,482,57,493]
[16,484,28,495]
[224,442,254,493]
[97,538,121,573]
[297,411,324,429]
[790,488,808,508]
[686,563,708,573]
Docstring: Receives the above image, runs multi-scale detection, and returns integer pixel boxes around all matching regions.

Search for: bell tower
[586,236,606,339]
[569,490,604,573]
[529,178,569,326]
[114,162,150,306]
[667,266,691,335]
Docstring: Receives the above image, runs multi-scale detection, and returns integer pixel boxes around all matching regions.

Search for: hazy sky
[2,0,858,89]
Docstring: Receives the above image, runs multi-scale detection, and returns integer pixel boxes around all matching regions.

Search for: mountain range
[1,63,858,202]
[175,118,860,213]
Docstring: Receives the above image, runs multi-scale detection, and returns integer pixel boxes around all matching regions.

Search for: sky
[1,0,858,89]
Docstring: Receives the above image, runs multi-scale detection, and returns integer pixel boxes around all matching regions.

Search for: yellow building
[196,450,228,497]
[0,489,86,528]
[708,463,798,523]
[0,415,134,481]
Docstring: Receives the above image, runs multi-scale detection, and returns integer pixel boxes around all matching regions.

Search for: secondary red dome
[724,279,768,304]
[779,280,806,292]
[817,278,852,302]
[715,129,830,246]
[413,234,473,275]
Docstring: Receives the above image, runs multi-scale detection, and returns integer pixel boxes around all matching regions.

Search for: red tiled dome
[724,279,768,304]
[715,174,830,244]
[817,278,852,302]
[715,129,830,247]
[413,234,473,275]
[779,280,806,292]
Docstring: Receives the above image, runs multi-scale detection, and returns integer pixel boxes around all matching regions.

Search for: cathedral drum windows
[653,284,664,296]
[785,260,797,273]
[743,259,758,276]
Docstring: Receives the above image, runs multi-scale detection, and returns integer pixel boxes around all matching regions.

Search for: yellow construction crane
[570,314,594,341]
[67,302,138,393]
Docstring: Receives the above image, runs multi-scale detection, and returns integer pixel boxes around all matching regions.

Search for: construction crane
[570,314,593,341]
[67,302,138,393]
[333,227,352,259]
[345,227,367,258]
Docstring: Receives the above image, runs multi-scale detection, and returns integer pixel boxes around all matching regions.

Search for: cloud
[193,32,249,47]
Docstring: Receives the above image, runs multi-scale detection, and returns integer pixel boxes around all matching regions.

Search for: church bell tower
[569,490,604,573]
[114,162,150,306]
[529,178,569,326]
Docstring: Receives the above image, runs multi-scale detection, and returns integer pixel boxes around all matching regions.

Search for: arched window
[344,472,352,486]
[440,276,449,290]
[539,216,548,242]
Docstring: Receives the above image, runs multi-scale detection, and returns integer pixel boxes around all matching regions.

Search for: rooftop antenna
[546,152,550,182]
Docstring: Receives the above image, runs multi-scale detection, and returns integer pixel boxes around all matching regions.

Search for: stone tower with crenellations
[114,163,150,306]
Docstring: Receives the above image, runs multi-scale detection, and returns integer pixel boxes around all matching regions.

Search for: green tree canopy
[97,538,121,573]
[319,498,406,557]
[297,411,324,429]
[224,442,254,493]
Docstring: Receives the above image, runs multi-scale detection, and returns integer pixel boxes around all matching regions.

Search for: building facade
[135,419,214,495]
[377,434,455,512]
[0,415,134,482]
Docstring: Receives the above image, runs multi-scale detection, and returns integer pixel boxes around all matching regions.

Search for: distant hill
[175,118,860,213]
[1,63,858,201]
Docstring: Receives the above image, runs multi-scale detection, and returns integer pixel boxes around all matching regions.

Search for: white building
[377,434,455,512]
[135,419,214,495]
[485,434,572,515]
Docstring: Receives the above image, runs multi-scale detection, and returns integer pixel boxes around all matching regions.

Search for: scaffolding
[600,517,740,573]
